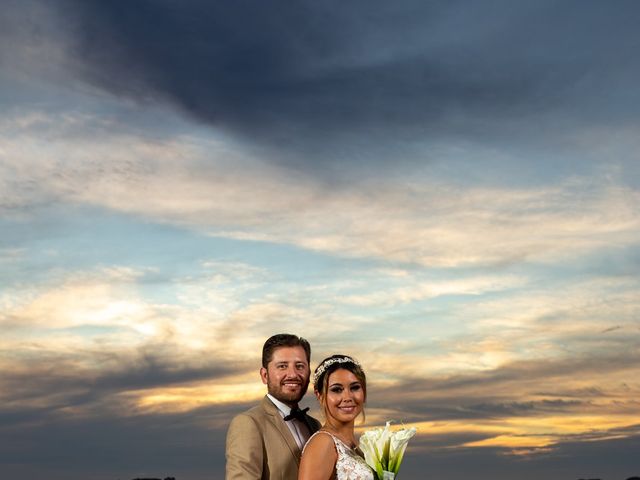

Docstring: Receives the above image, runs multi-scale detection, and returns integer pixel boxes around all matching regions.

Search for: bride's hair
[314,354,367,422]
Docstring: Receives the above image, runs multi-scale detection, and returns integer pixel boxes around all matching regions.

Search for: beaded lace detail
[305,431,374,480]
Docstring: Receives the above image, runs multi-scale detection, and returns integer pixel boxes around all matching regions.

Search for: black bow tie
[283,406,309,422]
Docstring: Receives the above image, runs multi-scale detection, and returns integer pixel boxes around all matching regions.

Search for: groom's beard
[266,373,310,405]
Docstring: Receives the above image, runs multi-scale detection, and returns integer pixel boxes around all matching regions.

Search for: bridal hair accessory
[313,356,360,384]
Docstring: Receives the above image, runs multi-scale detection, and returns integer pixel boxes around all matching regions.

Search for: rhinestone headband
[313,356,360,384]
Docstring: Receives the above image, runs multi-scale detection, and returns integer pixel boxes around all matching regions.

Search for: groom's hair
[262,333,311,368]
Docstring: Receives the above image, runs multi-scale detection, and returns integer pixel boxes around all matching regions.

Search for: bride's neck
[323,420,356,446]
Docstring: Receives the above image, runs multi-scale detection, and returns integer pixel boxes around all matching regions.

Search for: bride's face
[321,368,365,424]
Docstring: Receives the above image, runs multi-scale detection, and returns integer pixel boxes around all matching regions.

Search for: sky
[1,1,639,479]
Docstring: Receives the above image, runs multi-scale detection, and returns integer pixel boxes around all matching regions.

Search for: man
[226,333,321,480]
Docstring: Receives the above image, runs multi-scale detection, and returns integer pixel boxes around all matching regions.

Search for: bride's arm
[298,433,337,480]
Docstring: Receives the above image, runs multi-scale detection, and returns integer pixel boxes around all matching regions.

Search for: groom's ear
[260,367,268,385]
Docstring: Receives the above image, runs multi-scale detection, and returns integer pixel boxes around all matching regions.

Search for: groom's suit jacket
[225,395,321,480]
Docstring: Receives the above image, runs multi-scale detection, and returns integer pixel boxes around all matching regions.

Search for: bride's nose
[341,390,355,402]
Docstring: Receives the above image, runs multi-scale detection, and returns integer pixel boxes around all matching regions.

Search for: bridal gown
[304,431,374,480]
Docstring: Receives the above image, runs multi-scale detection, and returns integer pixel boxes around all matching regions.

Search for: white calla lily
[388,426,416,474]
[359,421,417,479]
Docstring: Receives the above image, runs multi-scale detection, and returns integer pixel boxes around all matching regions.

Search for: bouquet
[360,421,417,480]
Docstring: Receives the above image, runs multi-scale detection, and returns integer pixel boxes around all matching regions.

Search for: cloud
[338,274,526,307]
[3,108,638,268]
[1,263,638,478]
[0,347,238,412]
[463,276,640,346]
[397,431,640,480]
[355,351,640,465]
[0,247,24,262]
[3,2,640,479]
[369,349,640,416]
[2,269,144,328]
[0,1,73,80]
[0,407,228,480]
[3,1,640,174]
[0,259,375,421]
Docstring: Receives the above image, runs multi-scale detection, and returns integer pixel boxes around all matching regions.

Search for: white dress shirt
[267,394,311,450]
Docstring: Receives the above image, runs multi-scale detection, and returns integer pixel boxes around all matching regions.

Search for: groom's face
[260,346,310,406]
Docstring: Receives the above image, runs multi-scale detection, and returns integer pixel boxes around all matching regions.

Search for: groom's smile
[283,380,302,388]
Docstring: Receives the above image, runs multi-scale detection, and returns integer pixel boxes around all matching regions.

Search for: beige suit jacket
[225,395,321,480]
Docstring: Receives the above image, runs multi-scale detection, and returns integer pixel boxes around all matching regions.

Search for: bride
[298,354,374,480]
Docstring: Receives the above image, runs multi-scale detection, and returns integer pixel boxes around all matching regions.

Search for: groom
[225,333,321,479]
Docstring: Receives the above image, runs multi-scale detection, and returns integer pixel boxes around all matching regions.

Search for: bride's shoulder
[302,431,337,457]
[299,431,338,479]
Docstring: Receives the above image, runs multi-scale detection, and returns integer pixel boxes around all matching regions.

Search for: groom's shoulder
[233,397,271,422]
[227,398,271,437]
[307,413,321,429]
[242,403,267,419]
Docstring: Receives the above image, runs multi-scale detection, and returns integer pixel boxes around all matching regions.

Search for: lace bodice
[305,431,374,480]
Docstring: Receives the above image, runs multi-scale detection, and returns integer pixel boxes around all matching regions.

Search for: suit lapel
[261,396,302,464]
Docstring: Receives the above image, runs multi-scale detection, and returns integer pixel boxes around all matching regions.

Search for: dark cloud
[0,347,242,422]
[2,346,638,479]
[398,432,640,480]
[0,348,247,479]
[0,408,228,480]
[30,0,638,170]
[372,394,591,423]
[4,412,637,480]
[369,351,640,421]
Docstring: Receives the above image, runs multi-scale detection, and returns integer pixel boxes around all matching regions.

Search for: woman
[299,354,374,480]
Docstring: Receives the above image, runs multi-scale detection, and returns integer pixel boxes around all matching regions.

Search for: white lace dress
[304,430,374,480]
